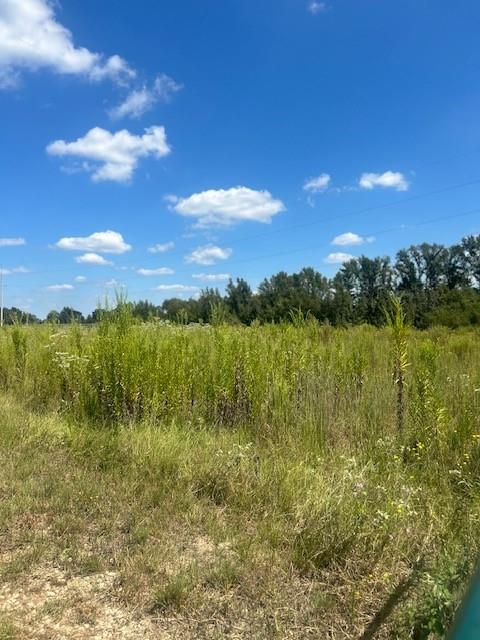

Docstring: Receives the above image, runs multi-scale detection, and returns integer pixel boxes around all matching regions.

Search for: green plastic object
[448,566,480,639]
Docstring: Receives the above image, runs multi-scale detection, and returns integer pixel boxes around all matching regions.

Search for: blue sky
[1,0,480,317]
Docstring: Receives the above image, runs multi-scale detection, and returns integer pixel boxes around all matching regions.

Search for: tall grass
[1,307,480,636]
[1,309,479,448]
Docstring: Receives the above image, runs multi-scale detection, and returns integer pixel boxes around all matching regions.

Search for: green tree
[131,300,161,321]
[226,278,254,323]
[337,256,394,325]
[58,307,84,324]
[196,288,225,323]
[462,235,480,287]
[46,310,60,324]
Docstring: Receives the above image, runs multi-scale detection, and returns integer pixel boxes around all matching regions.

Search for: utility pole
[0,267,4,328]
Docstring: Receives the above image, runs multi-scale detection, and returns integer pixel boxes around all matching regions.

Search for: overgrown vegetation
[0,306,479,638]
[3,235,480,329]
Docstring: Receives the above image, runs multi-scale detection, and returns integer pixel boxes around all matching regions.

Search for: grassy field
[1,310,480,638]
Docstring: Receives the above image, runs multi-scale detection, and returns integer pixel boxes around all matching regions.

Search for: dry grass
[0,317,480,638]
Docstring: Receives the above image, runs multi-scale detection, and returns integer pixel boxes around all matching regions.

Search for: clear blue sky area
[1,0,480,316]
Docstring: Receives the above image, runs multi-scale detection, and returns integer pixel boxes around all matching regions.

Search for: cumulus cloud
[324,252,355,264]
[0,237,26,247]
[47,126,171,182]
[186,245,232,266]
[303,173,331,193]
[104,279,120,288]
[56,230,131,254]
[359,171,409,191]
[148,242,175,254]
[75,253,113,265]
[154,74,183,102]
[192,273,231,282]
[45,284,74,291]
[155,284,199,292]
[308,2,328,15]
[0,0,135,88]
[109,88,153,120]
[137,267,174,276]
[0,266,29,275]
[171,187,285,227]
[74,275,87,283]
[331,232,374,247]
[109,73,183,120]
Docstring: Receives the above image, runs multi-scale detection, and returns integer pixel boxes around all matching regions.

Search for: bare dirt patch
[0,565,159,640]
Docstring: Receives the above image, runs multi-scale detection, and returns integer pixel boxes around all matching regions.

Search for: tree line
[3,235,480,328]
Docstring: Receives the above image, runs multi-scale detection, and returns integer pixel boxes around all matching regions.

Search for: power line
[8,204,480,303]
[133,175,480,260]
[222,177,480,248]
[12,174,480,280]
[122,205,480,296]
[12,204,480,299]
[3,181,480,311]
[6,204,479,312]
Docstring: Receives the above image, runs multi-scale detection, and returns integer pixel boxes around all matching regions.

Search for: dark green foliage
[10,234,479,328]
[226,277,255,323]
[45,307,85,324]
[1,307,40,325]
[336,256,394,325]
[145,235,480,328]
[405,551,471,639]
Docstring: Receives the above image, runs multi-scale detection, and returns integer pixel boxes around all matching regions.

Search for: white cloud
[171,187,285,227]
[0,0,135,88]
[47,126,171,183]
[359,171,409,191]
[331,232,375,247]
[155,284,199,292]
[148,241,175,254]
[75,253,113,266]
[56,230,131,254]
[45,284,74,291]
[88,55,134,84]
[186,245,232,266]
[192,273,231,282]
[154,74,183,102]
[137,267,174,276]
[303,173,331,193]
[109,87,154,120]
[0,237,26,247]
[0,67,19,89]
[109,73,183,120]
[74,275,87,283]
[324,252,355,264]
[0,266,29,275]
[308,2,328,15]
[104,279,121,288]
